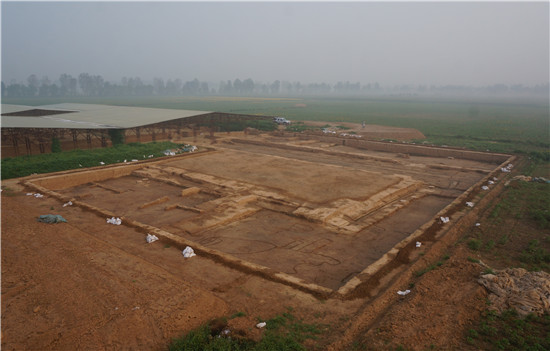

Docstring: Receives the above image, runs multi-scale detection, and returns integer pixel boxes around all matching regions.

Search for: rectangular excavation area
[58,175,218,229]
[162,150,406,205]
[49,141,500,291]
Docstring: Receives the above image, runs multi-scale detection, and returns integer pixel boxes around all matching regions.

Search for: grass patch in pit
[168,308,324,351]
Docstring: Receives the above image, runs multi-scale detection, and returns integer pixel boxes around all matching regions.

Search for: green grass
[286,122,319,133]
[168,310,324,351]
[463,160,550,272]
[1,141,184,179]
[468,239,482,251]
[519,240,550,271]
[467,309,550,350]
[491,180,550,231]
[414,255,450,277]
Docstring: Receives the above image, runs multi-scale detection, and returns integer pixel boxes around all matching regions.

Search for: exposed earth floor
[1,128,516,350]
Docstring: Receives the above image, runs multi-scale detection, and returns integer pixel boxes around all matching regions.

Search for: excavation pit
[26,134,512,296]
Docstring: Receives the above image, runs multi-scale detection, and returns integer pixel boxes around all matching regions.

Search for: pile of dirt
[478,268,550,316]
[302,121,426,141]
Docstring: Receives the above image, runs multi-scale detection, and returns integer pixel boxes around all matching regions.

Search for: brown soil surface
[1,192,228,350]
[1,186,492,351]
[303,121,426,140]
[1,130,514,350]
[1,184,361,350]
[342,245,489,350]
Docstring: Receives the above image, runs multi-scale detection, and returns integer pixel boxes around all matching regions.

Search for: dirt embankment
[303,121,426,141]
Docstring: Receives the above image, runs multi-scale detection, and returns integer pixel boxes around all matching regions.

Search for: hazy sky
[1,1,549,86]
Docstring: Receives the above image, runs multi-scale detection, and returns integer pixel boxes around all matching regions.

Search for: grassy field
[462,160,550,350]
[4,95,549,155]
[0,141,184,179]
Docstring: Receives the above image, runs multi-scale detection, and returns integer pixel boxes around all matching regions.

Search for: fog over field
[1,1,549,89]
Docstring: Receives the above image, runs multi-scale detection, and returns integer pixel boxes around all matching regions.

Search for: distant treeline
[2,73,549,98]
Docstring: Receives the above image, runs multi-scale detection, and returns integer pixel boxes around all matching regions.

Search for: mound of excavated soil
[303,121,426,141]
[478,268,550,316]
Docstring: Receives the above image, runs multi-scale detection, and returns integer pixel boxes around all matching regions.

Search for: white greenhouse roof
[1,103,213,129]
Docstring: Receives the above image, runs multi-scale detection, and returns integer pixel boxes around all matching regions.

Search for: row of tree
[2,73,548,98]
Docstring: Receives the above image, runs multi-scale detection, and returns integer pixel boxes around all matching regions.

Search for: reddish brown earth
[2,129,514,350]
[1,186,491,350]
[338,245,488,350]
[1,185,358,350]
[303,121,426,140]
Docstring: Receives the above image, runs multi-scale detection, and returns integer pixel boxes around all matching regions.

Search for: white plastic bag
[182,246,196,258]
[107,217,122,225]
[146,234,159,243]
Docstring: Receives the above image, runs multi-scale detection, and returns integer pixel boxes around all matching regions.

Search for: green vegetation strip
[467,309,550,350]
[169,308,324,351]
[1,141,183,180]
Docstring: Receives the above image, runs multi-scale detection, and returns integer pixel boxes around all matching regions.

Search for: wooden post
[25,136,32,155]
[72,130,78,149]
[11,131,19,156]
[101,132,107,147]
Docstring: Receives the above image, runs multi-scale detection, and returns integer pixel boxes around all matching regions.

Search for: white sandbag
[182,246,196,258]
[106,217,122,225]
